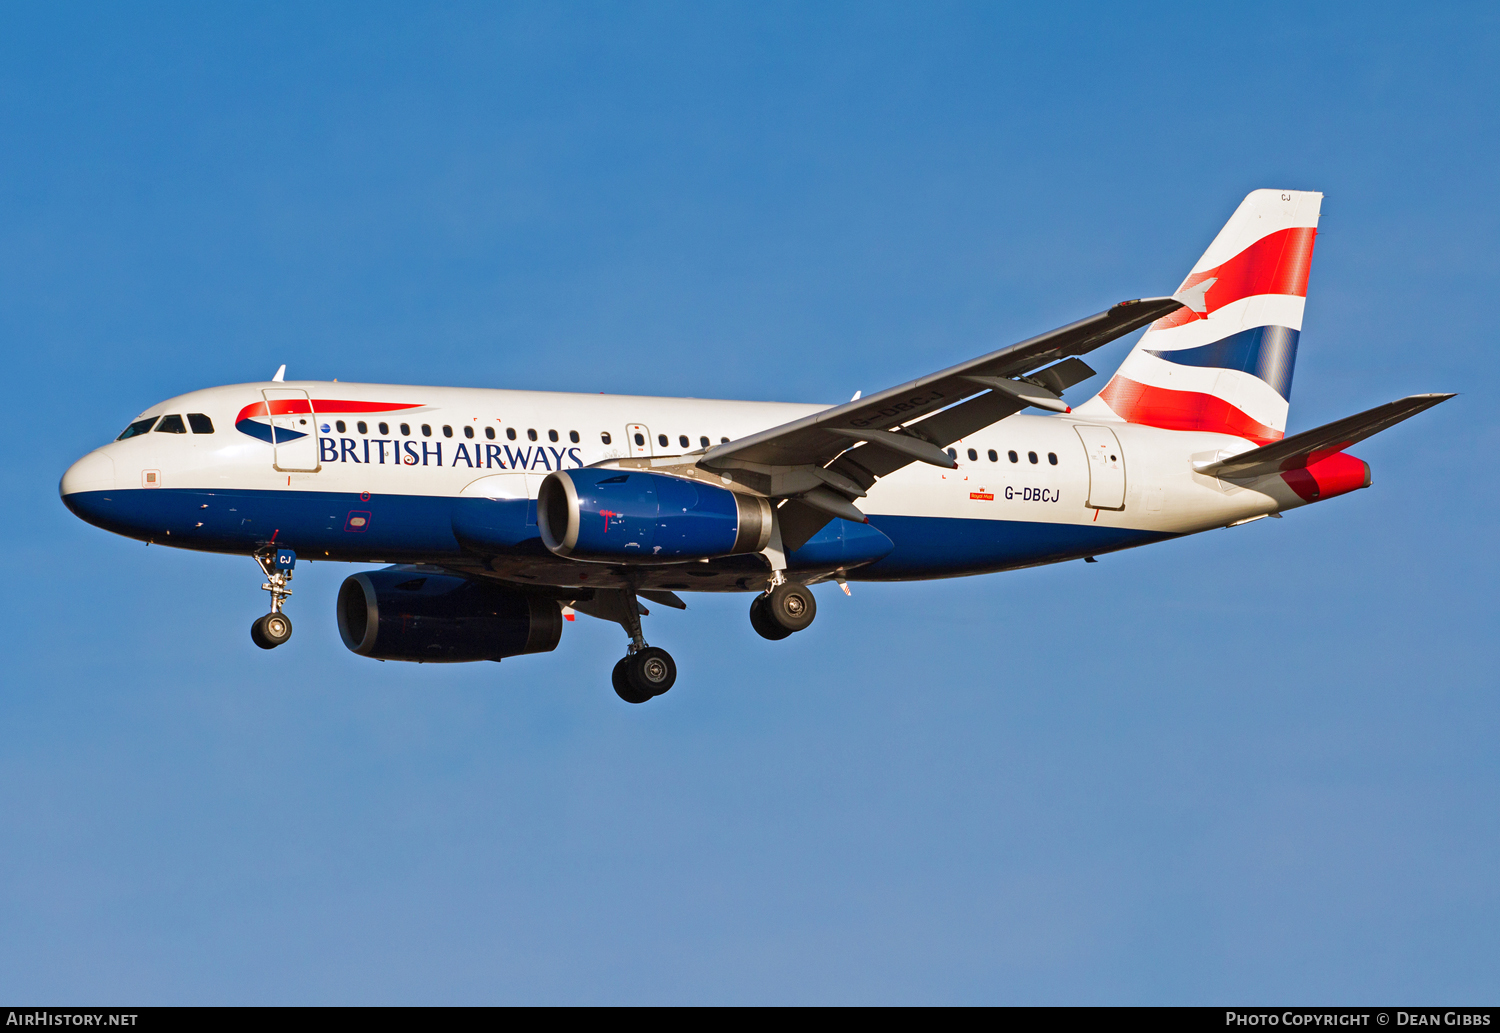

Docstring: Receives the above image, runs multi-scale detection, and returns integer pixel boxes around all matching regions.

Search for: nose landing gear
[750,581,817,640]
[251,548,296,650]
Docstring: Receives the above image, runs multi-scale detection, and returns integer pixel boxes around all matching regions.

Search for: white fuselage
[61,379,1311,591]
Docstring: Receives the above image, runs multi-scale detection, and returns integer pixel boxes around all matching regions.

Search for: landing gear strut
[251,548,296,650]
[574,588,678,704]
[750,581,817,640]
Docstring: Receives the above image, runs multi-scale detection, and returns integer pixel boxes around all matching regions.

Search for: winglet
[271,364,286,382]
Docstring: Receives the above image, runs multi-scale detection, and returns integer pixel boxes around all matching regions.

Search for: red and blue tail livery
[60,189,1451,704]
[1079,189,1322,444]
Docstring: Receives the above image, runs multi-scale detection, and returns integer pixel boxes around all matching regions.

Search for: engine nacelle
[538,468,772,562]
[337,570,563,663]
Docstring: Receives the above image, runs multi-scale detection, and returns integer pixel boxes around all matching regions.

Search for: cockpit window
[117,417,159,440]
[187,413,214,434]
[154,414,187,434]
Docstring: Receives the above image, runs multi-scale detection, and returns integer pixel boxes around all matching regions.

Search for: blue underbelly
[62,487,467,560]
[858,513,1174,579]
[62,488,1176,578]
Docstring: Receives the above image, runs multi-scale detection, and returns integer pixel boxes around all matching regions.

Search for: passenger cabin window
[378,422,389,435]
[485,427,495,440]
[400,423,411,436]
[1008,450,1018,463]
[658,434,668,448]
[506,427,517,440]
[463,425,474,439]
[442,425,453,438]
[188,413,214,434]
[967,448,978,461]
[570,430,580,443]
[721,437,729,443]
[154,414,187,434]
[601,431,612,445]
[335,420,346,433]
[357,421,368,434]
[634,433,645,446]
[527,428,537,441]
[421,424,432,437]
[946,448,958,460]
[679,435,689,448]
[1028,451,1038,464]
[548,429,558,442]
[117,416,158,440]
[1048,452,1058,465]
[988,449,998,462]
[700,436,710,448]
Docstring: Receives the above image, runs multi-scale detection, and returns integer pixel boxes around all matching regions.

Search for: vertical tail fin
[1076,189,1323,443]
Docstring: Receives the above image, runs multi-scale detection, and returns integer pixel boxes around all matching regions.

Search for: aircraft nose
[60,450,116,497]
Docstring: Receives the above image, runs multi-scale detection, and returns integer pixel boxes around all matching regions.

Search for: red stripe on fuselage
[1097,376,1282,444]
[235,399,424,423]
[1153,226,1317,330]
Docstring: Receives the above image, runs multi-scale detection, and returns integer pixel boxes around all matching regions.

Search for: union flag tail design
[1075,189,1323,443]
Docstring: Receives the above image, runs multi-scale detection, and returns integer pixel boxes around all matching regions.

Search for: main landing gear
[251,549,296,650]
[749,581,817,641]
[574,588,678,704]
[612,647,677,705]
[611,591,677,704]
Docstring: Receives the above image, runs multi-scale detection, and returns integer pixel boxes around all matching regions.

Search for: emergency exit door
[263,388,320,472]
[626,424,653,457]
[1075,424,1125,510]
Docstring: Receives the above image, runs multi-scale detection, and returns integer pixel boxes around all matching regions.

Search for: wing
[699,297,1183,548]
[1199,393,1455,479]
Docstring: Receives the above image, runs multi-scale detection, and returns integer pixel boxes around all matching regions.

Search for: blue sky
[1,2,1496,1004]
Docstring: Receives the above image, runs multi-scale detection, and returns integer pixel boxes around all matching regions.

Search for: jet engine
[537,469,773,562]
[336,570,563,662]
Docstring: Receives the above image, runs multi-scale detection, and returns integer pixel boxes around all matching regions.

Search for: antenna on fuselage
[271,364,286,382]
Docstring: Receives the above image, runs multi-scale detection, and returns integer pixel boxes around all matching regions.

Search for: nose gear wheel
[251,612,293,650]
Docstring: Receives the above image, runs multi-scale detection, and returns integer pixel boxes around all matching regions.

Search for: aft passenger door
[1075,425,1125,510]
[263,388,320,472]
[626,424,653,457]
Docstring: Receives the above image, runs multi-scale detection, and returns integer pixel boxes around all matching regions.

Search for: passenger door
[626,424,653,457]
[1075,425,1125,510]
[263,388,320,472]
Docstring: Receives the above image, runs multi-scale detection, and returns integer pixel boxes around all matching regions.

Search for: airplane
[60,189,1452,703]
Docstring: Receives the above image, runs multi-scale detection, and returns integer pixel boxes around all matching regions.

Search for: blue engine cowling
[337,570,564,662]
[538,468,773,562]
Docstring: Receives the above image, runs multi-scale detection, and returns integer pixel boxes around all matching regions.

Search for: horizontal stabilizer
[1198,393,1454,479]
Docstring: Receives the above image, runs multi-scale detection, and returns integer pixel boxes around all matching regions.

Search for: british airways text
[318,439,585,471]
